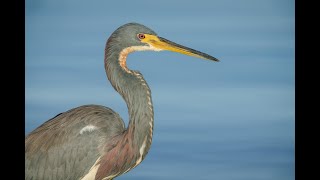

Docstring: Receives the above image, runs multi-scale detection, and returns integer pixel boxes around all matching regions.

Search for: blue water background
[25,0,294,179]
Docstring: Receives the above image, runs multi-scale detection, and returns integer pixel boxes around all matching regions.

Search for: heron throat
[104,42,154,161]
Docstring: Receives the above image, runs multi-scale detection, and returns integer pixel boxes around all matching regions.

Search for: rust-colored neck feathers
[98,42,155,179]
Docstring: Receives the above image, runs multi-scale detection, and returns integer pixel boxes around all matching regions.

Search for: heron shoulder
[25,105,126,180]
[25,105,125,153]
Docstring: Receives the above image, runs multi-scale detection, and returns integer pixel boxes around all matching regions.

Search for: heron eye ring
[137,33,145,39]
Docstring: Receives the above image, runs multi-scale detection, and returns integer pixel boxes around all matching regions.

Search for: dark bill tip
[158,36,220,62]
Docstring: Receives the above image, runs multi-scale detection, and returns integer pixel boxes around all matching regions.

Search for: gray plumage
[25,22,219,180]
[25,105,125,179]
[26,23,157,180]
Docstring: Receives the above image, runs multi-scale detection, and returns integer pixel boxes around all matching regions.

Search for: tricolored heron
[25,23,219,180]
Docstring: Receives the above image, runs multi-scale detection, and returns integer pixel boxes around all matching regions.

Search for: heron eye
[137,33,145,39]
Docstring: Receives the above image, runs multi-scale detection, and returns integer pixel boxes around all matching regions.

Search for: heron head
[109,22,219,62]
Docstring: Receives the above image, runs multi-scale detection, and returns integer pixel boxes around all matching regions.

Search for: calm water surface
[26,0,294,179]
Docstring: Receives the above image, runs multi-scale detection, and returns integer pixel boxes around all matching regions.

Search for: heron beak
[142,34,219,62]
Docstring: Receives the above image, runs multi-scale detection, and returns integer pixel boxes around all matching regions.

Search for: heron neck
[105,45,154,157]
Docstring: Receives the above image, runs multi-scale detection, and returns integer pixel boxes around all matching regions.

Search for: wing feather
[25,105,125,180]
